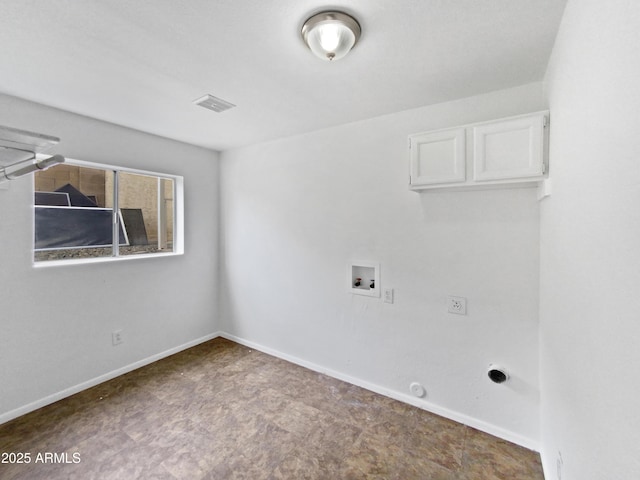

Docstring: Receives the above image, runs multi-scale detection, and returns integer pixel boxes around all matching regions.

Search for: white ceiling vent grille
[193,94,236,113]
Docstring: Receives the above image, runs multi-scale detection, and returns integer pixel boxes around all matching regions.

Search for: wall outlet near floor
[447,296,467,315]
[112,329,123,346]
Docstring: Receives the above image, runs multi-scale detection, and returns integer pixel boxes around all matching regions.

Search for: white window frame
[33,157,184,267]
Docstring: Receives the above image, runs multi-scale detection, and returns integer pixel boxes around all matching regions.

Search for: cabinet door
[409,127,466,186]
[472,114,545,181]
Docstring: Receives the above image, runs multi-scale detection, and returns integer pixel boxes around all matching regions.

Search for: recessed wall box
[348,262,380,297]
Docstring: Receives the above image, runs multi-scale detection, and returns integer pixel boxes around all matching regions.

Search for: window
[33,158,183,264]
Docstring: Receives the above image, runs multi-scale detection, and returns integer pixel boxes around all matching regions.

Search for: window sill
[33,251,183,268]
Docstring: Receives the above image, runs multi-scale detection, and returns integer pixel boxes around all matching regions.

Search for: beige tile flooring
[0,337,544,479]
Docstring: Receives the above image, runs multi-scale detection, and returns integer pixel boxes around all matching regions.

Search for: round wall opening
[487,365,509,384]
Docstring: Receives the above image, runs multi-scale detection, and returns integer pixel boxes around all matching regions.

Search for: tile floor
[0,337,544,479]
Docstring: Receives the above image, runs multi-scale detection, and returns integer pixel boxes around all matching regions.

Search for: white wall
[220,83,546,447]
[0,94,220,422]
[540,1,640,478]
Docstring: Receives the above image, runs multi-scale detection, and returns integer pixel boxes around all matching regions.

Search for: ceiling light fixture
[301,11,361,61]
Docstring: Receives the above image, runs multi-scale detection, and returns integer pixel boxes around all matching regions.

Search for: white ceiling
[0,1,567,152]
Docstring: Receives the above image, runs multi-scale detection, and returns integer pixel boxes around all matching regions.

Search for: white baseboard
[1,330,539,453]
[541,455,553,480]
[220,332,540,452]
[0,332,221,426]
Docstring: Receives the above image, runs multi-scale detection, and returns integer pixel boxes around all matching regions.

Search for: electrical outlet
[447,296,467,315]
[112,329,123,346]
[383,288,394,304]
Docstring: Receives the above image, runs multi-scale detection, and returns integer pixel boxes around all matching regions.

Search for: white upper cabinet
[472,114,545,181]
[409,111,548,191]
[409,127,466,186]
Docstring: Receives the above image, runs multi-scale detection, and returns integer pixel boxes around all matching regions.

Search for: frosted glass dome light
[301,11,361,61]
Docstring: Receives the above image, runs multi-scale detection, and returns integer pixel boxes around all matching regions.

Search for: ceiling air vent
[193,94,236,113]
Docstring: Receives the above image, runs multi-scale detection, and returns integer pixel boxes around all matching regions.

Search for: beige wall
[105,172,173,245]
[35,164,107,206]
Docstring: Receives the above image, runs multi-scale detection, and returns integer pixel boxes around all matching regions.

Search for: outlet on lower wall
[447,295,467,315]
[112,329,123,346]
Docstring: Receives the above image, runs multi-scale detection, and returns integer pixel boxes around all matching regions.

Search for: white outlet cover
[447,296,467,315]
[112,329,123,345]
[383,288,394,304]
